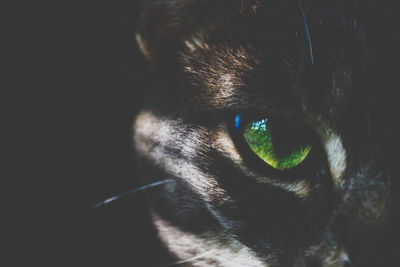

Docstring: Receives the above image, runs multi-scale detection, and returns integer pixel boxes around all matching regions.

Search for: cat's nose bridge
[317,121,392,198]
[339,168,390,222]
[329,167,395,266]
[334,133,393,223]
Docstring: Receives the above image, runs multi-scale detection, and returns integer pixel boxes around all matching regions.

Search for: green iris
[243,118,311,170]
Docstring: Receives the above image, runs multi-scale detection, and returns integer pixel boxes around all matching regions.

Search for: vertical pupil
[238,116,312,170]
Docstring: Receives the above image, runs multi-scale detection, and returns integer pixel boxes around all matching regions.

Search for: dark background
[75,1,170,266]
[7,0,163,265]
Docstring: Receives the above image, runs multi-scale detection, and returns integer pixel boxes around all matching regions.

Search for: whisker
[92,179,173,208]
[298,0,314,64]
[161,250,214,266]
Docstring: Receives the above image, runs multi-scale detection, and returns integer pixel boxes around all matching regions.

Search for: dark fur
[133,0,399,266]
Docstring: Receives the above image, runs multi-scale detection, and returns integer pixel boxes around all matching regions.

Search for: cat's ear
[136,2,184,62]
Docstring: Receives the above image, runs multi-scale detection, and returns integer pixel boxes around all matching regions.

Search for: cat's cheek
[152,212,271,266]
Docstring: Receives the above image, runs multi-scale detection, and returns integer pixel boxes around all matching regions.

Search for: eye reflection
[235,115,242,130]
[251,119,267,131]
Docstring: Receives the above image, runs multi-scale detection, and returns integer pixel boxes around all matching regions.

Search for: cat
[132,0,400,266]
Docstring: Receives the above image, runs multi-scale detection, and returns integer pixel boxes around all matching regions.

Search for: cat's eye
[236,116,312,170]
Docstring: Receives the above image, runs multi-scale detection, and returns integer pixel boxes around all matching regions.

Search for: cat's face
[133,0,399,266]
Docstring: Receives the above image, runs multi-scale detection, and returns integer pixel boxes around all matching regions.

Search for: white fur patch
[134,111,230,204]
[323,132,347,185]
[214,130,243,163]
[136,33,152,60]
[219,74,236,97]
[184,36,209,52]
[153,212,269,266]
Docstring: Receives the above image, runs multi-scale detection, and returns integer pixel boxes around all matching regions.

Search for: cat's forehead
[181,25,353,117]
[179,0,393,121]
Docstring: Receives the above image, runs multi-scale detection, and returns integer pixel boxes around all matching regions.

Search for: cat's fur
[133,0,399,266]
